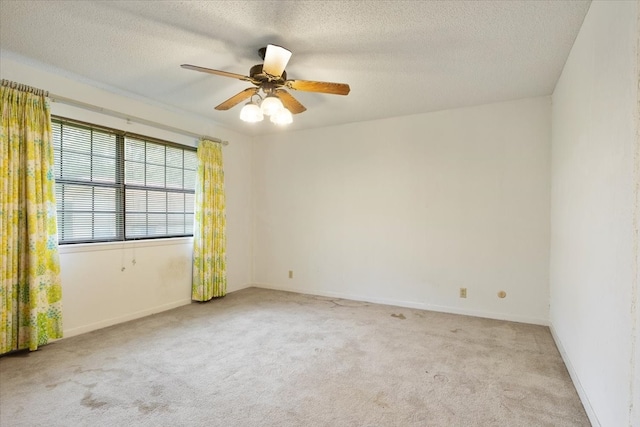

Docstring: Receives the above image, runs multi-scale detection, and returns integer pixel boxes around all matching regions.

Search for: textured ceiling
[0,0,590,136]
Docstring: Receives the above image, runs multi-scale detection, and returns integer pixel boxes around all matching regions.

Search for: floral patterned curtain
[192,139,226,301]
[0,80,63,353]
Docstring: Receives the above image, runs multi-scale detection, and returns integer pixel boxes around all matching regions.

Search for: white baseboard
[62,298,192,338]
[251,283,548,326]
[549,322,600,427]
[227,282,254,293]
[423,302,548,326]
[61,283,253,340]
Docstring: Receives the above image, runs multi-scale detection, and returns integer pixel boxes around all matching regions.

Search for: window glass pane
[62,152,92,180]
[54,150,61,177]
[148,214,167,235]
[61,212,93,241]
[166,167,183,189]
[184,169,196,190]
[167,192,185,213]
[146,142,164,165]
[166,147,183,168]
[185,193,195,213]
[125,139,145,162]
[126,213,147,238]
[146,164,164,187]
[147,190,166,213]
[185,214,194,233]
[92,156,116,183]
[94,187,118,212]
[55,184,63,205]
[126,189,147,213]
[92,132,117,157]
[168,214,185,234]
[94,213,117,239]
[55,184,65,242]
[61,184,93,211]
[125,161,145,185]
[184,151,197,170]
[65,126,91,153]
[52,123,61,149]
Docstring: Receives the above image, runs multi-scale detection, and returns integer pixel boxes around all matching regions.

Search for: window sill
[58,236,194,254]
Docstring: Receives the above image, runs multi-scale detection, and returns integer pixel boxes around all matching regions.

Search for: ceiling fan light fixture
[271,107,293,125]
[239,101,263,123]
[261,95,284,116]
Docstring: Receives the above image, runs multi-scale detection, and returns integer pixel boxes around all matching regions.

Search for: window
[52,117,197,244]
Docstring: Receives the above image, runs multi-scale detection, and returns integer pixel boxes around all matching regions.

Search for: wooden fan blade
[275,89,306,114]
[215,88,257,111]
[286,80,350,95]
[181,64,251,81]
[262,44,292,78]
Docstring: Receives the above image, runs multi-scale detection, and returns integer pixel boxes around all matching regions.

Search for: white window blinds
[52,118,196,244]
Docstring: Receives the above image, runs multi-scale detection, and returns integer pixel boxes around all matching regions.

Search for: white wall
[253,96,551,325]
[0,58,254,337]
[549,1,639,426]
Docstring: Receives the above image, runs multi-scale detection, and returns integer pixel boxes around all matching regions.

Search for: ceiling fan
[181,44,350,125]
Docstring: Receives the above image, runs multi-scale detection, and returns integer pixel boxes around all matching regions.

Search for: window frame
[52,116,197,245]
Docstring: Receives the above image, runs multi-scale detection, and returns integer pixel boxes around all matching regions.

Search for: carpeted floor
[0,287,589,426]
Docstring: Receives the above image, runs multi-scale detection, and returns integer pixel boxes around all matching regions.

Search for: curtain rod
[48,93,229,146]
[2,79,49,97]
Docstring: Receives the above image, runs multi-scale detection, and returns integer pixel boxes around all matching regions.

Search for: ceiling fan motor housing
[250,64,287,84]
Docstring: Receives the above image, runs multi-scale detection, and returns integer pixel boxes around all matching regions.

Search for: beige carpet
[0,287,589,426]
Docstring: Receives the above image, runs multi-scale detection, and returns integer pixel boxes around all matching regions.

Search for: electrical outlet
[460,288,467,298]
[288,270,293,279]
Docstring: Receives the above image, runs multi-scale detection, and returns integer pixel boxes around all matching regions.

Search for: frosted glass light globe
[239,102,263,123]
[261,95,283,116]
[271,107,293,125]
